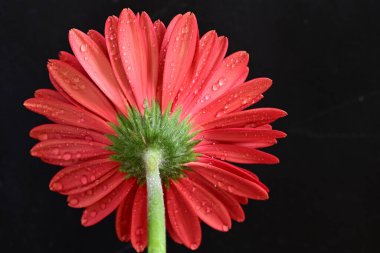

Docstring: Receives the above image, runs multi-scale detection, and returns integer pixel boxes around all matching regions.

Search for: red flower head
[24,8,286,252]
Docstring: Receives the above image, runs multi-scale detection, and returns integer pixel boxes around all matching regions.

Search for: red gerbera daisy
[24,8,286,252]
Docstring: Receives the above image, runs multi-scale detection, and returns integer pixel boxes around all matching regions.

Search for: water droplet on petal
[80,176,88,185]
[80,44,88,52]
[52,148,60,155]
[63,153,72,160]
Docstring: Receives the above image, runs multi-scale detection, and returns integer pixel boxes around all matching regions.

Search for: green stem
[143,148,166,253]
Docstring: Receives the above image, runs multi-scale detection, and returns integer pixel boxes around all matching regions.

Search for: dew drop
[90,211,97,217]
[52,148,60,155]
[212,84,219,91]
[218,77,226,86]
[90,175,96,181]
[80,176,88,185]
[205,206,212,214]
[100,203,106,210]
[80,44,88,52]
[63,153,72,160]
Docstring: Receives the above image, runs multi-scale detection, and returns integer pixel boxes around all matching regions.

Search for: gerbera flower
[24,8,286,252]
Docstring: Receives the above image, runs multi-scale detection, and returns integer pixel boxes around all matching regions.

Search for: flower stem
[144,148,166,253]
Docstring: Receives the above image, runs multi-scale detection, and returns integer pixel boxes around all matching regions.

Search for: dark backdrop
[1,0,379,252]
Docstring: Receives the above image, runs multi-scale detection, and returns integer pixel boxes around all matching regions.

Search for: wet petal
[201,128,286,142]
[116,184,138,242]
[192,78,272,124]
[153,20,166,50]
[81,178,136,227]
[58,51,87,76]
[49,158,118,195]
[30,124,111,144]
[190,51,249,114]
[48,59,117,122]
[105,16,137,107]
[118,9,148,110]
[161,12,198,110]
[186,171,245,222]
[156,14,182,103]
[140,12,159,101]
[195,143,279,164]
[31,139,112,166]
[24,98,113,134]
[187,162,268,200]
[172,177,231,232]
[130,185,148,252]
[200,108,287,130]
[69,28,127,114]
[181,35,228,114]
[87,29,108,56]
[34,89,69,103]
[166,181,201,249]
[68,171,126,208]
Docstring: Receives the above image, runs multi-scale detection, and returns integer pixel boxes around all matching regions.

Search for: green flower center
[107,101,200,184]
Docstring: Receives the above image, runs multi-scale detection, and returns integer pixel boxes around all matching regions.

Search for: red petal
[232,195,249,205]
[196,156,260,181]
[69,29,127,114]
[200,108,287,130]
[130,185,148,252]
[172,177,231,231]
[81,178,136,227]
[87,29,108,57]
[118,9,148,110]
[192,78,272,124]
[174,30,217,111]
[165,212,183,244]
[187,162,268,200]
[48,60,117,122]
[24,98,113,134]
[49,73,81,106]
[34,89,69,103]
[49,158,118,194]
[182,35,228,115]
[58,51,87,76]
[116,184,138,242]
[201,128,286,142]
[166,181,201,249]
[104,16,137,108]
[161,12,198,110]
[190,51,249,114]
[68,171,126,208]
[186,171,245,222]
[140,12,159,101]
[156,14,182,103]
[30,124,111,144]
[153,20,166,50]
[195,144,279,164]
[31,139,111,165]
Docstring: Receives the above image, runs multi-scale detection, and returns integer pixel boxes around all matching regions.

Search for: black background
[1,0,379,252]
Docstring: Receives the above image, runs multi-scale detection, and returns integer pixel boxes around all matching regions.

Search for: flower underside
[107,101,199,184]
